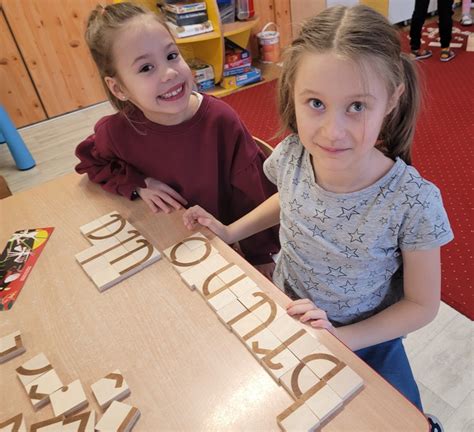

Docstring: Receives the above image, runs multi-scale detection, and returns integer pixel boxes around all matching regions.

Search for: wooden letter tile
[325,365,364,401]
[305,382,343,424]
[215,299,248,328]
[29,412,95,432]
[25,369,63,410]
[226,276,258,298]
[0,331,26,364]
[303,346,342,380]
[277,400,320,432]
[285,331,322,361]
[16,353,52,386]
[95,401,140,432]
[244,327,282,362]
[0,413,26,432]
[280,363,323,400]
[267,314,307,343]
[50,379,88,417]
[91,370,130,411]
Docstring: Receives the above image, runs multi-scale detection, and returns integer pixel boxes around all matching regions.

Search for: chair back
[253,136,273,158]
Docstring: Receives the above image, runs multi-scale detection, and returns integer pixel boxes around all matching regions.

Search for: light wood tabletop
[0,173,429,431]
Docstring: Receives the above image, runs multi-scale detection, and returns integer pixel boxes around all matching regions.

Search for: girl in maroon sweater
[76,3,279,275]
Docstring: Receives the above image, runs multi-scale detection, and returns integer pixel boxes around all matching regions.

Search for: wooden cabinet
[1,0,107,127]
[0,8,46,128]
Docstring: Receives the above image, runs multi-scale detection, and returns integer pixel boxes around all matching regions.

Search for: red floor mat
[222,26,473,318]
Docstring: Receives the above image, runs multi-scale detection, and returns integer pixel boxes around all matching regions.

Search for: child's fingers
[150,196,172,214]
[310,319,333,330]
[160,185,188,206]
[286,302,316,316]
[158,193,184,211]
[300,308,327,323]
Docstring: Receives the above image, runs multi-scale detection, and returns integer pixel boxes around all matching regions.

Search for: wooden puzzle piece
[324,365,364,401]
[267,313,307,343]
[29,411,95,432]
[277,400,320,432]
[229,309,266,342]
[238,289,286,325]
[280,362,322,400]
[244,327,282,362]
[162,234,218,273]
[0,331,26,364]
[0,413,26,432]
[304,381,343,424]
[214,299,248,328]
[262,346,301,383]
[467,34,474,52]
[302,346,342,381]
[16,353,52,386]
[91,370,130,411]
[95,401,140,432]
[226,275,258,298]
[179,254,229,292]
[24,369,63,410]
[77,213,161,292]
[284,331,323,361]
[50,379,88,417]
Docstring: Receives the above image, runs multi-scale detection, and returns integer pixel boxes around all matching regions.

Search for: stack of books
[221,38,261,89]
[188,58,215,91]
[162,1,214,38]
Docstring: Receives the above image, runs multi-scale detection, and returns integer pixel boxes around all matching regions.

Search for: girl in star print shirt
[183,5,453,413]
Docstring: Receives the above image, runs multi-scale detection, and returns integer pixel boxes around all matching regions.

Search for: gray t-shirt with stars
[264,134,454,326]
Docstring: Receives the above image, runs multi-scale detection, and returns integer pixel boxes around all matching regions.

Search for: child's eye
[349,102,365,113]
[309,99,325,110]
[167,52,179,61]
[139,64,154,73]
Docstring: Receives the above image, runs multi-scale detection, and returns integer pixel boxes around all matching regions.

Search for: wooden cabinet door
[0,9,46,128]
[2,0,107,118]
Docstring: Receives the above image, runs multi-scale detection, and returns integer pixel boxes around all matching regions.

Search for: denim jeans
[355,337,423,411]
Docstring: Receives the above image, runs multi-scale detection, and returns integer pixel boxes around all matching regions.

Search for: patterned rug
[222,25,474,319]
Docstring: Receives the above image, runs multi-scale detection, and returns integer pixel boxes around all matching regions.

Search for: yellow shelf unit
[173,0,259,86]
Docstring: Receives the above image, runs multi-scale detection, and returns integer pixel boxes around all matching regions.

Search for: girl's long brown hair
[278,5,420,164]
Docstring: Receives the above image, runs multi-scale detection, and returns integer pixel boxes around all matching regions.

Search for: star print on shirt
[314,208,331,222]
[289,199,303,212]
[302,191,310,200]
[303,277,319,290]
[407,173,427,189]
[326,266,347,277]
[388,224,401,237]
[402,193,423,208]
[288,154,302,167]
[379,184,395,198]
[337,299,351,310]
[289,223,303,237]
[310,224,326,238]
[428,223,448,239]
[340,246,359,258]
[337,206,360,220]
[349,228,365,243]
[340,280,356,294]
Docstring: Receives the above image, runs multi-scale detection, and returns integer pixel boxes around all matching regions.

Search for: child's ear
[104,76,128,101]
[386,83,405,115]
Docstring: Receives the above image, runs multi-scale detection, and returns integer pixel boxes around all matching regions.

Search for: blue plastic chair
[0,106,36,170]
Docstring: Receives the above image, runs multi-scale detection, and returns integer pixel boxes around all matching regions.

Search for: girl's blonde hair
[279,5,420,164]
[85,2,171,113]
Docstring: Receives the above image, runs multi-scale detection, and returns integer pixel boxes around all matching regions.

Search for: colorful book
[167,20,214,38]
[224,38,250,64]
[164,2,207,14]
[0,228,54,310]
[222,65,252,77]
[221,67,262,90]
[224,57,252,70]
[165,10,208,26]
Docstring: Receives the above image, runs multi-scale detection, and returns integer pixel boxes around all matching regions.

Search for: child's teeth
[162,86,182,98]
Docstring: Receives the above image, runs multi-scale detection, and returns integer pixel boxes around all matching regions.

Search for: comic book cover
[0,228,54,310]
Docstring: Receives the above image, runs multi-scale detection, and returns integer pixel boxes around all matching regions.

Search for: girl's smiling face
[294,51,399,180]
[105,16,195,125]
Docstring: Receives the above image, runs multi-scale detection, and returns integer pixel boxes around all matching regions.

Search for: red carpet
[222,26,473,319]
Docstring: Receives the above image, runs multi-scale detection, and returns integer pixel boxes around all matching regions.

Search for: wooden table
[0,174,428,431]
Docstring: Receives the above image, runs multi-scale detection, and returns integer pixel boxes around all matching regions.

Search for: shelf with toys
[158,0,263,96]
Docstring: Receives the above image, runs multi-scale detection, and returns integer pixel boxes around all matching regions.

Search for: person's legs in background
[438,0,456,61]
[410,0,432,59]
[461,0,473,25]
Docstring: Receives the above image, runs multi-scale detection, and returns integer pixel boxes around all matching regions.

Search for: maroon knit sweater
[75,94,279,264]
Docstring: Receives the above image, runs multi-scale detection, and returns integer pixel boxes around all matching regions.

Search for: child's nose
[321,113,346,141]
[161,66,178,82]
